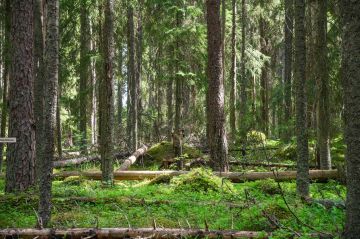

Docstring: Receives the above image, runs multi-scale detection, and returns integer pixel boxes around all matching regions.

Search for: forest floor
[0,172,345,238]
[0,136,346,238]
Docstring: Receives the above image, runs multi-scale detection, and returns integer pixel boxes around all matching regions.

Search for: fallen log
[0,228,268,239]
[54,169,339,182]
[117,145,148,170]
[229,161,296,168]
[53,152,130,168]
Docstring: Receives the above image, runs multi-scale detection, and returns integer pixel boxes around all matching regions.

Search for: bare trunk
[206,0,229,172]
[239,0,247,140]
[294,0,309,198]
[314,0,331,170]
[229,0,237,142]
[283,0,294,142]
[341,0,360,237]
[0,0,9,172]
[5,0,36,193]
[79,0,91,154]
[99,0,115,183]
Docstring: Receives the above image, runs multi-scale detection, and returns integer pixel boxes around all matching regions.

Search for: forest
[0,0,359,238]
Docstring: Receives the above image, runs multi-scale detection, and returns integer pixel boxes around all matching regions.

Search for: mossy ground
[0,176,345,238]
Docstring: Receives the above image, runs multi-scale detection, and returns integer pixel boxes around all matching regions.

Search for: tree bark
[5,0,36,193]
[229,0,237,142]
[239,0,247,140]
[34,0,45,181]
[294,0,309,198]
[0,0,9,172]
[99,0,115,184]
[127,6,137,151]
[314,0,331,170]
[79,0,91,154]
[341,0,360,237]
[136,0,143,142]
[283,0,294,142]
[259,17,270,137]
[206,0,229,172]
[38,0,59,226]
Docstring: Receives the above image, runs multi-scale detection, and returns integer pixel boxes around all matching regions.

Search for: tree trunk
[99,0,115,184]
[229,0,237,143]
[166,52,174,141]
[294,0,309,198]
[239,0,247,140]
[314,0,331,170]
[79,0,91,154]
[0,0,9,172]
[0,228,267,239]
[5,0,36,193]
[38,0,59,226]
[136,0,143,142]
[118,145,147,170]
[56,85,62,158]
[117,56,123,134]
[206,0,229,172]
[259,17,270,137]
[127,6,137,151]
[341,0,360,237]
[34,0,45,181]
[283,0,294,142]
[174,8,183,157]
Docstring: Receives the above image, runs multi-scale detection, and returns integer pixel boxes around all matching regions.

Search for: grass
[0,175,345,238]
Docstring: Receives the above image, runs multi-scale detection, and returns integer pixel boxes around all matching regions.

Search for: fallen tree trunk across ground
[54,169,339,182]
[0,228,268,239]
[118,145,148,170]
[53,152,130,168]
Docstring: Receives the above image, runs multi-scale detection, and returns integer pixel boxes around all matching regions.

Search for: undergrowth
[0,175,345,238]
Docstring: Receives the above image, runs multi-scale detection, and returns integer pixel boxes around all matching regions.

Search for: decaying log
[54,169,339,182]
[0,228,268,238]
[229,161,296,168]
[117,145,148,170]
[53,152,130,168]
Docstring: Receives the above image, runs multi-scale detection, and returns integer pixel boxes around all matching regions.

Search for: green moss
[254,179,282,195]
[148,174,173,185]
[146,141,203,162]
[247,130,266,144]
[171,168,235,193]
[263,203,291,220]
[62,176,87,186]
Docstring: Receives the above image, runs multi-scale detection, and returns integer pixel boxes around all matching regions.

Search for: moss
[148,174,173,185]
[273,142,315,161]
[171,168,235,193]
[263,203,291,220]
[247,130,266,144]
[255,179,282,195]
[146,141,203,162]
[62,176,87,186]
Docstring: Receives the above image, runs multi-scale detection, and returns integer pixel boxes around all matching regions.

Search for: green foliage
[171,168,235,193]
